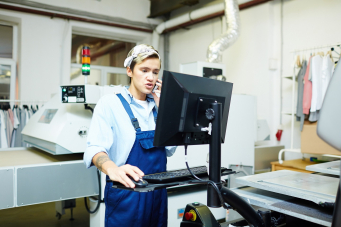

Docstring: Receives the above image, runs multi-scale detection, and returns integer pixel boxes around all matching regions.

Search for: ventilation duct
[207,0,240,63]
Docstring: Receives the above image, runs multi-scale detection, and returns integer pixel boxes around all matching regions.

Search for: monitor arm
[207,102,264,227]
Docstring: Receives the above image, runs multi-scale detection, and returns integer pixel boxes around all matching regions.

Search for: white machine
[21,84,122,155]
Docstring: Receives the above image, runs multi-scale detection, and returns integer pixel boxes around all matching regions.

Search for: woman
[84,44,176,227]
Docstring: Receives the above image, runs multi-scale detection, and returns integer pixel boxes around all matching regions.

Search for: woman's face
[127,57,160,95]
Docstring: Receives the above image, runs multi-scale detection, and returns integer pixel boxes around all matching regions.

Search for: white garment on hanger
[310,55,323,113]
[0,110,8,148]
[25,109,29,124]
[321,55,334,102]
[13,108,20,129]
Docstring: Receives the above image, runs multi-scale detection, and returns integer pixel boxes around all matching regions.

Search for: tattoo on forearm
[96,155,111,172]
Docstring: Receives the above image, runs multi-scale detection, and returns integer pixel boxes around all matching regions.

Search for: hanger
[296,55,302,68]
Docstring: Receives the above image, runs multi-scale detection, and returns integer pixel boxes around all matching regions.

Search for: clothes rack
[279,43,341,163]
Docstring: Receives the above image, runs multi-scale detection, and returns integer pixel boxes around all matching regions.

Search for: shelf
[282,111,296,115]
[282,75,297,81]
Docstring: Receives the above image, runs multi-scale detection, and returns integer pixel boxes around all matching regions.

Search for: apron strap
[116,94,141,132]
[152,107,157,124]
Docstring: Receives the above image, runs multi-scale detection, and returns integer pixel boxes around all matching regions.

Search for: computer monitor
[317,62,341,227]
[153,70,265,226]
[154,70,233,147]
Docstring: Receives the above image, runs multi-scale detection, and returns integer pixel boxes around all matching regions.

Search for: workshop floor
[0,198,89,227]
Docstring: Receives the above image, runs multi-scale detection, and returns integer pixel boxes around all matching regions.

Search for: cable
[184,145,229,209]
[84,104,94,113]
[84,169,101,214]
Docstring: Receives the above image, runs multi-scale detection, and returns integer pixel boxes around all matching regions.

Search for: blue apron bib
[104,94,167,227]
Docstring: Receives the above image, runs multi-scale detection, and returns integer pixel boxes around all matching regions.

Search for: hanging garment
[309,55,323,122]
[5,111,14,147]
[14,108,22,147]
[321,54,334,102]
[296,60,307,131]
[10,108,20,147]
[0,110,8,148]
[8,109,14,126]
[29,109,33,117]
[21,108,27,147]
[303,57,313,115]
[25,109,29,124]
[104,94,167,227]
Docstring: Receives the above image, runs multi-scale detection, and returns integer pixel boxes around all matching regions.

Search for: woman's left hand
[151,79,162,108]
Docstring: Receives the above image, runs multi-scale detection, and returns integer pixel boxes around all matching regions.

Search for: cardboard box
[301,122,341,155]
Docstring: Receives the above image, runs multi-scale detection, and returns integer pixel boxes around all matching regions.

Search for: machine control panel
[61,85,86,103]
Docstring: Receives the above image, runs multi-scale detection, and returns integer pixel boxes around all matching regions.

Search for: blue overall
[104,94,167,227]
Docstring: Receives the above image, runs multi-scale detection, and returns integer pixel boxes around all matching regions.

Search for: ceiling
[149,0,253,18]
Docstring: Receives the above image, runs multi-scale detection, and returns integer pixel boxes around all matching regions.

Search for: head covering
[124,45,160,68]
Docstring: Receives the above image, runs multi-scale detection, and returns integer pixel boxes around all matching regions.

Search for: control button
[192,202,199,206]
[185,210,197,221]
[184,212,193,221]
[63,96,68,102]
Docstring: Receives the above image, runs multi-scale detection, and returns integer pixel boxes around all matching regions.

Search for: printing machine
[0,84,121,226]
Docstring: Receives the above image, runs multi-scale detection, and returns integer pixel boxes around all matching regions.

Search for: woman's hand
[151,79,162,108]
[107,164,144,188]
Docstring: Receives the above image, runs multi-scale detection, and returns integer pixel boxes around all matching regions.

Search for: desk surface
[0,148,83,168]
[271,159,315,172]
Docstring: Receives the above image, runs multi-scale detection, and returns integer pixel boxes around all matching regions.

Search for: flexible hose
[84,169,101,214]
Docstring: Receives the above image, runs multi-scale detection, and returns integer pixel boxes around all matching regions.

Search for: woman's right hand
[107,164,144,188]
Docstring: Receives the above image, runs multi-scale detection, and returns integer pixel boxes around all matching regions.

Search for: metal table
[235,170,338,204]
[231,187,333,227]
[306,160,340,176]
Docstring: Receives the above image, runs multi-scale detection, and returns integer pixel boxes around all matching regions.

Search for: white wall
[27,0,159,25]
[168,0,341,159]
[169,1,279,146]
[0,8,154,103]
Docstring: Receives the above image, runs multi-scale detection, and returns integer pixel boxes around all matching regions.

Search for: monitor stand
[207,102,264,227]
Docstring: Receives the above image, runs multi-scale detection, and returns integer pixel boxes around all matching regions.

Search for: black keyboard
[143,166,229,183]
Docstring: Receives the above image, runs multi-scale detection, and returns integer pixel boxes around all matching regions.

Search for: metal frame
[0,22,18,107]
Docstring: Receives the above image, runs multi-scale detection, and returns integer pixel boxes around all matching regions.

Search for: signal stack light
[82,46,90,76]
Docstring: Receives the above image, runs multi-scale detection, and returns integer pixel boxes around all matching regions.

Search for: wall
[15,0,160,26]
[169,1,278,145]
[0,7,154,103]
[168,0,341,159]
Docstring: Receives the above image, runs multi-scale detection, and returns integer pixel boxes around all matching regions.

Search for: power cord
[184,145,230,209]
[84,169,101,214]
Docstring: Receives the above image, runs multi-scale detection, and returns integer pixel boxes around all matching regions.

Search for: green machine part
[180,202,221,227]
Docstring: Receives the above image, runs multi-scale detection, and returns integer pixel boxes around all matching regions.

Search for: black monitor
[153,70,265,226]
[154,70,233,147]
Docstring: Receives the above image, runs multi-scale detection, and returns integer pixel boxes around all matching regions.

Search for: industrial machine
[21,84,122,155]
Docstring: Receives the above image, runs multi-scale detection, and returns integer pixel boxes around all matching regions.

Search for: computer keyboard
[143,166,229,183]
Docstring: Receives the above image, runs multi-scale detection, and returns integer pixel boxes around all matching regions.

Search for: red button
[185,212,193,220]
